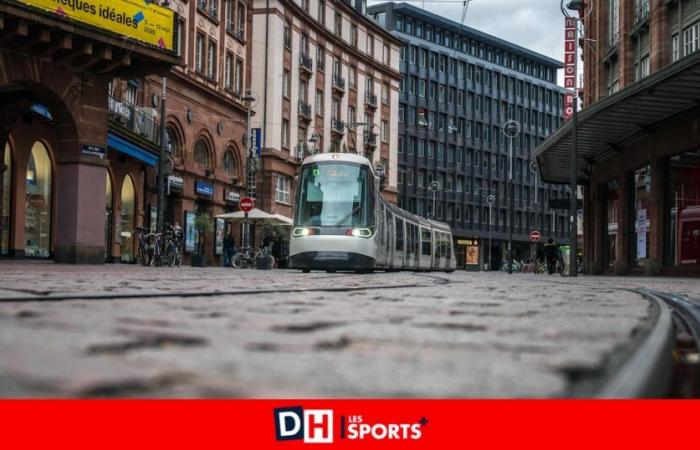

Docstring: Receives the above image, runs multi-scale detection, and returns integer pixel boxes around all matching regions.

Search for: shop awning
[534,52,700,184]
[107,132,158,166]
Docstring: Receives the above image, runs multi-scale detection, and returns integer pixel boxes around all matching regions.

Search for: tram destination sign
[18,0,176,51]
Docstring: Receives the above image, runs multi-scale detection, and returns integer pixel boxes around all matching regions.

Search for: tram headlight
[351,228,373,238]
[292,227,312,237]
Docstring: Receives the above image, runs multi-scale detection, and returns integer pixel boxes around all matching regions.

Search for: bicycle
[253,246,275,270]
[161,227,182,267]
[232,246,255,269]
[134,228,153,266]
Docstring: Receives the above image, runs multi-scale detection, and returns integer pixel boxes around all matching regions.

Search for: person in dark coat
[223,232,236,267]
[543,239,558,275]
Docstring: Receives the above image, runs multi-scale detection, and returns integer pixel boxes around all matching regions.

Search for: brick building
[0,0,179,263]
[535,0,700,276]
[248,0,402,222]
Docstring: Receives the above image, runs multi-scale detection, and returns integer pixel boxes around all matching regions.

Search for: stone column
[649,156,665,263]
[617,173,632,268]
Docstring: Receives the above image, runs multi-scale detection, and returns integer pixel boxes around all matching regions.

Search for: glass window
[632,165,652,267]
[295,162,374,228]
[276,175,291,204]
[25,142,52,258]
[1,144,11,255]
[120,175,135,263]
[194,140,211,167]
[223,150,237,174]
[666,149,700,267]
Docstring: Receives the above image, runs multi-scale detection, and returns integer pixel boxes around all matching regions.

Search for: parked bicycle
[232,246,275,269]
[134,225,182,267]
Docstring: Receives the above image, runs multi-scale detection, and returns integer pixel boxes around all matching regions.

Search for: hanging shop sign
[564,17,577,121]
[168,175,184,192]
[195,180,214,198]
[18,0,176,51]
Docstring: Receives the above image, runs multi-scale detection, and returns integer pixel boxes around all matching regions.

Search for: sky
[368,0,566,68]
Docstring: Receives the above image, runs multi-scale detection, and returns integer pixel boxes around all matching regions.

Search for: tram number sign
[529,231,542,242]
[240,197,254,213]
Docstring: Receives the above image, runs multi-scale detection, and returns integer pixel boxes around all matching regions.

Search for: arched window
[120,175,135,263]
[1,143,11,255]
[105,174,113,261]
[165,126,180,156]
[25,142,52,258]
[223,149,237,175]
[194,139,211,168]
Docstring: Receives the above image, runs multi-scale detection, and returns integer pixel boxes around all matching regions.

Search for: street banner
[0,400,697,449]
[17,0,176,51]
[251,128,262,158]
[564,18,577,118]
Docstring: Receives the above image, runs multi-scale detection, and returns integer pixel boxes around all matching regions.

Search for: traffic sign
[240,197,254,213]
[529,230,542,242]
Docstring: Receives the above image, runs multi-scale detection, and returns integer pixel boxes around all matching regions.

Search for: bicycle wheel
[163,241,177,267]
[138,240,151,266]
[232,252,248,269]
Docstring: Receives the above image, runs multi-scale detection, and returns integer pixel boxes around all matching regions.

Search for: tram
[289,153,456,272]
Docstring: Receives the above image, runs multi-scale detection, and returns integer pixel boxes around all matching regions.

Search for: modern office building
[536,0,700,276]
[249,0,403,220]
[368,2,570,270]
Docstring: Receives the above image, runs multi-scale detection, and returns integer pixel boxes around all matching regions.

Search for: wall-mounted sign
[80,144,106,159]
[18,0,176,51]
[195,180,213,198]
[215,218,225,256]
[251,128,262,158]
[564,17,577,121]
[457,238,479,246]
[225,190,240,204]
[168,175,184,192]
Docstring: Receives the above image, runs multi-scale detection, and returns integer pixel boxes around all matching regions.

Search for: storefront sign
[168,175,184,192]
[215,218,225,256]
[564,18,577,121]
[225,190,240,204]
[18,0,176,51]
[195,181,214,198]
[457,239,479,246]
[184,211,195,253]
[80,144,106,159]
[457,239,480,266]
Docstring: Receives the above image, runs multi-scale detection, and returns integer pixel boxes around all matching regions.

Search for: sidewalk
[0,261,694,398]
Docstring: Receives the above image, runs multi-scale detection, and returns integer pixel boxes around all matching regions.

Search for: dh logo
[274,407,333,444]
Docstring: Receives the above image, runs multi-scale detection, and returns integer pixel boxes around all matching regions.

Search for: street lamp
[428,180,440,219]
[486,193,495,271]
[502,119,520,275]
[560,0,593,277]
[242,89,257,250]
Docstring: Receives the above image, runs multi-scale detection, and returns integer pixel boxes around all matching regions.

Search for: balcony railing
[294,145,309,160]
[108,96,159,144]
[331,118,345,134]
[299,54,313,72]
[298,100,312,119]
[332,75,345,92]
[365,93,377,108]
[363,131,377,147]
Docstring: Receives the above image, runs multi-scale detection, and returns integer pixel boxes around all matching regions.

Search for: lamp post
[242,89,257,250]
[486,193,495,271]
[156,77,167,235]
[561,0,592,276]
[502,119,520,275]
[428,181,440,219]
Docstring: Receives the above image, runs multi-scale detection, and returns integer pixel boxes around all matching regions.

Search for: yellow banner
[18,0,176,51]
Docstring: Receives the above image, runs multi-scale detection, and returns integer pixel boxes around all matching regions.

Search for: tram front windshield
[295,162,375,228]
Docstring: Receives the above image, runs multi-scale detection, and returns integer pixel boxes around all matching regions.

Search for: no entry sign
[529,230,542,242]
[240,197,254,213]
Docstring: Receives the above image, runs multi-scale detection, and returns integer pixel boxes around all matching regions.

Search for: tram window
[395,217,404,251]
[421,228,432,255]
[406,223,413,256]
[446,235,452,260]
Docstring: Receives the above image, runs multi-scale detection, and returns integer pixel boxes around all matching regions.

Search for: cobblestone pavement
[0,262,697,398]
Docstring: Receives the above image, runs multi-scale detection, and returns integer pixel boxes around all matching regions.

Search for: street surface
[0,262,697,398]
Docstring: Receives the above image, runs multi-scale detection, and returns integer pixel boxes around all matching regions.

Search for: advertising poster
[184,211,195,253]
[466,245,479,266]
[18,0,176,50]
[636,209,647,259]
[215,218,224,256]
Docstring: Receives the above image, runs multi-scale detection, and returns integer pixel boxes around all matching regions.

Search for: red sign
[529,230,542,242]
[564,92,575,121]
[240,197,254,213]
[564,17,578,121]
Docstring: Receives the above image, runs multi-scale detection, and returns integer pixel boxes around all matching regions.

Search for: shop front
[455,238,481,271]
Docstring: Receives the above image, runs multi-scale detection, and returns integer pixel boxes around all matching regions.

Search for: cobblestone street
[0,262,697,398]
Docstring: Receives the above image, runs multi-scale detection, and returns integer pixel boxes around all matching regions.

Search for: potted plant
[191,212,213,267]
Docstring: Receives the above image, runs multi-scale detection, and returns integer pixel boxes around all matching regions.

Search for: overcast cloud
[369,0,566,78]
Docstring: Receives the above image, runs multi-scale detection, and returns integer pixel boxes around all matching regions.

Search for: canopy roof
[216,209,293,226]
[534,52,700,184]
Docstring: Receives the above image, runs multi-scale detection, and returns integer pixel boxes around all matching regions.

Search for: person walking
[544,239,558,275]
[223,231,235,267]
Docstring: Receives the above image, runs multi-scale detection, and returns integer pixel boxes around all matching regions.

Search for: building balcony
[332,75,346,93]
[298,101,312,121]
[331,119,345,135]
[299,54,313,74]
[294,145,309,160]
[108,96,159,144]
[363,131,377,147]
[365,93,377,109]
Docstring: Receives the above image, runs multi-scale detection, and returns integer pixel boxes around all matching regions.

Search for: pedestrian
[544,239,558,275]
[223,231,235,267]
